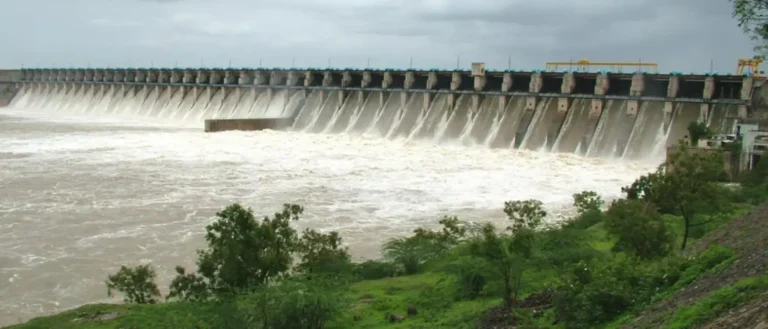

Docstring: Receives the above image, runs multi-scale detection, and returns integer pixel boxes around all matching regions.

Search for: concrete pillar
[426,72,437,89]
[472,63,486,92]
[65,70,75,82]
[269,71,286,86]
[124,70,135,83]
[254,71,268,85]
[628,72,645,116]
[590,73,609,117]
[499,73,513,111]
[664,75,679,114]
[449,72,461,108]
[85,69,94,82]
[96,70,106,82]
[404,71,415,89]
[361,71,372,88]
[382,72,393,88]
[558,72,575,112]
[114,70,124,82]
[341,71,353,88]
[322,71,332,87]
[287,71,300,86]
[105,70,115,83]
[741,76,754,101]
[210,70,221,85]
[304,71,314,87]
[450,72,461,90]
[237,70,251,85]
[195,70,207,84]
[147,70,158,83]
[526,72,543,111]
[170,70,181,84]
[135,70,146,83]
[699,76,716,122]
[182,70,193,84]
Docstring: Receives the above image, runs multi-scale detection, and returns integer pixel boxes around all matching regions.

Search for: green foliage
[731,0,768,55]
[665,275,768,329]
[443,256,488,300]
[295,229,352,277]
[105,264,161,304]
[353,260,399,280]
[563,209,604,230]
[504,199,547,231]
[245,278,349,329]
[382,216,467,275]
[196,203,303,295]
[166,266,209,302]
[534,227,604,269]
[660,142,730,250]
[686,121,711,146]
[572,190,604,214]
[604,199,675,259]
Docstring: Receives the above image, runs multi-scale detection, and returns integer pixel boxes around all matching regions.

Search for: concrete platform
[204,118,294,133]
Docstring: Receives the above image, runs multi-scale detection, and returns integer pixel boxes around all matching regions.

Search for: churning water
[0,84,668,325]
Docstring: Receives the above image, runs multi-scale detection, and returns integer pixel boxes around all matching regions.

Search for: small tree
[503,199,547,231]
[166,266,209,302]
[194,203,303,295]
[295,229,352,276]
[572,191,604,214]
[106,264,161,304]
[382,236,433,275]
[687,121,711,146]
[604,199,675,259]
[467,199,546,309]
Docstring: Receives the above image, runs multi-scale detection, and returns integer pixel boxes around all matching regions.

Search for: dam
[1,64,759,160]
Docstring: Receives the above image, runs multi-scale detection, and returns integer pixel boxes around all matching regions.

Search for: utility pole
[409,57,413,69]
[456,56,460,69]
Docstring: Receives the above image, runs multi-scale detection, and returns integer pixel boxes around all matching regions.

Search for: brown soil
[622,202,768,329]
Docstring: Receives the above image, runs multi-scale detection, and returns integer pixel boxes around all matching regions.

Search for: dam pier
[2,63,763,160]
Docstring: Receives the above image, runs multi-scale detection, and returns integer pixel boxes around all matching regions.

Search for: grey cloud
[0,0,755,72]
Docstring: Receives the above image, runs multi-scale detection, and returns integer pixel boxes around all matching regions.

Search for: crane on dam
[545,59,659,73]
[737,57,763,76]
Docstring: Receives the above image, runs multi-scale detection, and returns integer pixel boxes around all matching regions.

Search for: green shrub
[105,264,161,304]
[354,260,399,280]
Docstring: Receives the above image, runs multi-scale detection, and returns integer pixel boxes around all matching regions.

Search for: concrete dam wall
[3,66,759,160]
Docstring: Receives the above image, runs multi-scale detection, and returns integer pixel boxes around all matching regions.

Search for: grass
[664,275,768,329]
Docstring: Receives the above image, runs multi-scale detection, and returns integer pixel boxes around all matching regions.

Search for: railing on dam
[12,66,758,108]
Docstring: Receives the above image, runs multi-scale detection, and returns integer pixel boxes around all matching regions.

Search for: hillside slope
[622,202,768,329]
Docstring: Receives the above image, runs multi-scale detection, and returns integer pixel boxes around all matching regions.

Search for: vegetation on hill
[7,139,768,329]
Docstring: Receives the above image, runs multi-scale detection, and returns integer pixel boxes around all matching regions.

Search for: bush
[444,256,488,300]
[354,260,399,280]
[604,199,675,259]
[105,264,161,304]
[562,209,604,230]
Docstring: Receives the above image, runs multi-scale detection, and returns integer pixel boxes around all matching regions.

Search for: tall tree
[732,0,768,56]
[655,142,729,250]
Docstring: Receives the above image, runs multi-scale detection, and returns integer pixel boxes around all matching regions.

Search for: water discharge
[0,82,732,325]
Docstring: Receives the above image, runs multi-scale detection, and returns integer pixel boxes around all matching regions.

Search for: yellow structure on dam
[545,59,659,73]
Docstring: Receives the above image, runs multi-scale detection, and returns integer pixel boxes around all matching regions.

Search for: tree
[604,199,675,259]
[656,141,729,250]
[572,191,604,214]
[382,235,434,275]
[295,229,352,277]
[105,264,161,304]
[467,200,546,309]
[687,121,712,146]
[731,0,768,55]
[166,266,209,302]
[194,203,303,295]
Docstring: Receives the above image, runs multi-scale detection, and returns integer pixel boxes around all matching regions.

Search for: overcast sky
[0,0,756,73]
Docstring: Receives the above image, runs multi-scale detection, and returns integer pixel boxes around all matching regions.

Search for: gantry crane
[545,59,659,73]
[737,58,763,76]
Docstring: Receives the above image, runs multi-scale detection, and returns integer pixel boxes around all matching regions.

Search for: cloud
[0,0,756,73]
